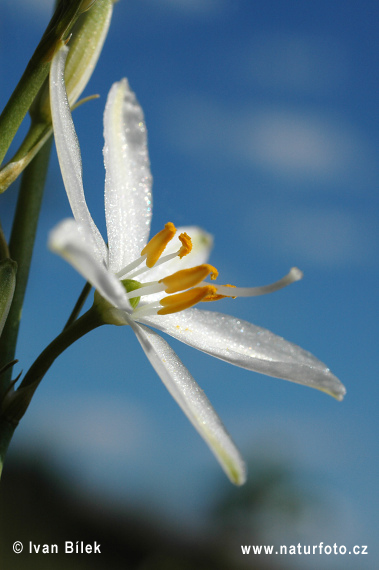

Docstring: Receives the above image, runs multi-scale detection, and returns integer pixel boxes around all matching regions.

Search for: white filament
[213,267,303,297]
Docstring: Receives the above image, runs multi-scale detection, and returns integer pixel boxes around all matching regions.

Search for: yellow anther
[201,293,224,302]
[141,222,176,268]
[210,267,218,280]
[158,286,217,315]
[178,233,192,258]
[201,284,236,302]
[160,264,218,294]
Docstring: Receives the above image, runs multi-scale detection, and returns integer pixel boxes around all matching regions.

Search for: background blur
[1,1,378,568]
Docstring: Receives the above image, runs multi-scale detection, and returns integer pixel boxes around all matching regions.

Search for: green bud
[0,0,114,193]
[0,260,17,338]
[0,0,97,167]
[32,0,114,123]
[80,0,97,12]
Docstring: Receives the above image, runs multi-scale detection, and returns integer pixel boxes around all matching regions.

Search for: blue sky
[1,1,378,567]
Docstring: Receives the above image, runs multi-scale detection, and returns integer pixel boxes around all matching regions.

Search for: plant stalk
[0,138,52,398]
[0,307,103,476]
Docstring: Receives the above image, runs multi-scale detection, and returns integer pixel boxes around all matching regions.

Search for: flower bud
[31,0,114,123]
[79,0,97,12]
[0,0,115,193]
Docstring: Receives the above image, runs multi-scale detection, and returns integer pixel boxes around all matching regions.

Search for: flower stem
[0,0,89,165]
[0,306,104,476]
[0,221,9,260]
[0,415,16,479]
[0,62,49,167]
[64,282,92,330]
[20,307,103,392]
[0,138,52,398]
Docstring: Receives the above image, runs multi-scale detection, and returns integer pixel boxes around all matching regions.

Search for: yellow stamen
[160,264,218,294]
[141,222,176,268]
[202,284,236,302]
[158,286,217,315]
[210,267,218,280]
[178,233,192,258]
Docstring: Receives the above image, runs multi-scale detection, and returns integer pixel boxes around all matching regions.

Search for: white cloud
[233,33,348,94]
[4,0,54,15]
[245,110,357,180]
[157,0,226,13]
[142,0,229,17]
[245,204,378,267]
[7,0,228,19]
[164,95,376,189]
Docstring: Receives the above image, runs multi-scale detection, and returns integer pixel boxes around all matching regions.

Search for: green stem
[0,138,52,398]
[0,307,103,477]
[0,416,16,478]
[0,221,9,260]
[0,0,89,165]
[64,282,92,330]
[9,122,50,165]
[20,307,103,392]
[0,61,50,166]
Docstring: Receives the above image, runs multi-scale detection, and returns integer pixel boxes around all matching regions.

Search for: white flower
[48,46,345,485]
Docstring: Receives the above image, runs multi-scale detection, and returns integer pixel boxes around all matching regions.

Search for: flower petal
[128,320,246,485]
[50,45,107,264]
[103,79,153,273]
[49,218,131,312]
[140,309,346,400]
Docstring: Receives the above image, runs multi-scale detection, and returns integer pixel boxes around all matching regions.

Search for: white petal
[129,320,246,485]
[50,45,107,264]
[49,219,131,312]
[140,309,346,401]
[103,79,153,273]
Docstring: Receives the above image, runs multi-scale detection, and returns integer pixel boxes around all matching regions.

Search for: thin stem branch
[0,307,104,477]
[0,0,88,165]
[0,138,52,398]
[0,416,16,479]
[64,282,92,330]
[0,221,9,260]
[0,62,49,166]
[20,307,103,392]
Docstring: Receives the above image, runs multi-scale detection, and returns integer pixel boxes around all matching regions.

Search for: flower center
[121,279,142,309]
[116,222,303,319]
